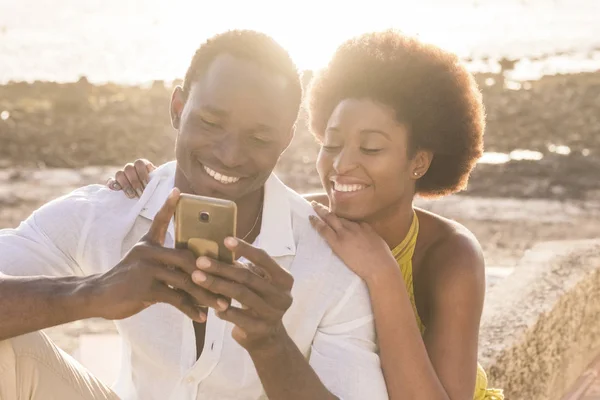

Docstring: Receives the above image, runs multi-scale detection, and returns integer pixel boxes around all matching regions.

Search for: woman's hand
[106,159,156,198]
[309,202,399,284]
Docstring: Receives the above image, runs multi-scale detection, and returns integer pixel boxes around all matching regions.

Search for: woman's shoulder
[413,208,486,315]
[415,207,482,262]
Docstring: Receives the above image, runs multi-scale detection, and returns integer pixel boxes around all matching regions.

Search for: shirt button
[185,377,194,384]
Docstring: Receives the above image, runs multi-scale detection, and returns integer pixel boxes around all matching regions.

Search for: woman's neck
[366,197,415,250]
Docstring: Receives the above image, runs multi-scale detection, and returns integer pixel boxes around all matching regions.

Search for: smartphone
[175,194,237,264]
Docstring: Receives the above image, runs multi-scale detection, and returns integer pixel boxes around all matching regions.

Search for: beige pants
[0,331,119,400]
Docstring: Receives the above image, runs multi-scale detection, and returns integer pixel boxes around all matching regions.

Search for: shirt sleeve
[309,275,389,400]
[0,188,95,278]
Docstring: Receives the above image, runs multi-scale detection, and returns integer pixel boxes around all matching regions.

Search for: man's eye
[361,147,383,154]
[252,136,271,145]
[200,118,221,128]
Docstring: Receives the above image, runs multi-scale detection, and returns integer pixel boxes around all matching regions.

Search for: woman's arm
[367,233,485,400]
[309,204,485,400]
[106,159,156,198]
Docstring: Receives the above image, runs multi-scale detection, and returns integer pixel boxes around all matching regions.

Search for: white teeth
[203,165,240,184]
[333,182,366,192]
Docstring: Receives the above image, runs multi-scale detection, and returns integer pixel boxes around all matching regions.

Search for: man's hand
[90,188,229,322]
[191,237,294,352]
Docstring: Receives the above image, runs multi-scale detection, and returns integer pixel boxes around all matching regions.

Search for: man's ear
[170,86,186,130]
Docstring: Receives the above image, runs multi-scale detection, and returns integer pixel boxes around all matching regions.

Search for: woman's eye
[322,144,341,152]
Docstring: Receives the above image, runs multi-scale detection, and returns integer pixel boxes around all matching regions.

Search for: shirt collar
[259,173,296,257]
[139,161,296,257]
[138,161,177,239]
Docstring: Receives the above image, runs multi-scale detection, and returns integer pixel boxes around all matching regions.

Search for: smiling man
[0,30,387,400]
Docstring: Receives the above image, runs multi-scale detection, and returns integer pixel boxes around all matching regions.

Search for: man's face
[173,54,297,200]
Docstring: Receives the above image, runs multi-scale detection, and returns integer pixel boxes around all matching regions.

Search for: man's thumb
[143,188,180,245]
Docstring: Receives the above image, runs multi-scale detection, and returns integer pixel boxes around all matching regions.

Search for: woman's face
[316,98,428,222]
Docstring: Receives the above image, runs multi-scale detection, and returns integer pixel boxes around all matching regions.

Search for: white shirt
[0,161,388,400]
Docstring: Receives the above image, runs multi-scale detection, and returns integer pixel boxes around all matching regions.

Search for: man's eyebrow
[360,129,391,140]
[190,106,228,117]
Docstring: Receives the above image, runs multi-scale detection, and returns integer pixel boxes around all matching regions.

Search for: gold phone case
[175,194,237,264]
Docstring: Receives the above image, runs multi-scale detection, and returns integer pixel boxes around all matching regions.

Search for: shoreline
[1,70,600,201]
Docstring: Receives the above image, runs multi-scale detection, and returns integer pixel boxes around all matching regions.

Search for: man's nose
[214,133,246,169]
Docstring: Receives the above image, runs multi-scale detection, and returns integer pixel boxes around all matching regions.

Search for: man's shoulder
[50,184,136,214]
[282,185,362,285]
[53,161,176,218]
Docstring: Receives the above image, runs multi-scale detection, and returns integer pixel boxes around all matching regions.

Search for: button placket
[187,307,227,382]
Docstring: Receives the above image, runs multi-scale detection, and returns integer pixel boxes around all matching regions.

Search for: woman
[107,31,503,400]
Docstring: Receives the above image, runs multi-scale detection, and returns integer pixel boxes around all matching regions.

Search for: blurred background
[0,0,599,392]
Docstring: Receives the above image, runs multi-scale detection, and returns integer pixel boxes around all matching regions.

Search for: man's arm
[0,190,101,340]
[0,187,223,341]
[190,239,339,400]
[0,274,100,341]
[248,331,338,400]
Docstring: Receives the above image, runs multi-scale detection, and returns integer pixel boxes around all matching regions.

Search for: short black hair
[183,30,302,114]
[307,30,485,198]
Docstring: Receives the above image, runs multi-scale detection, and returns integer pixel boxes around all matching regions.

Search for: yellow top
[391,212,504,400]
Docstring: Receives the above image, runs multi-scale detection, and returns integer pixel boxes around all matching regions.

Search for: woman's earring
[413,171,419,176]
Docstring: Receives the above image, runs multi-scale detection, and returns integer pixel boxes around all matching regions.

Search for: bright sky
[158,0,597,71]
[160,0,494,71]
[0,0,598,83]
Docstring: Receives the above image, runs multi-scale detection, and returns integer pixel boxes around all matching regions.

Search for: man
[0,30,388,399]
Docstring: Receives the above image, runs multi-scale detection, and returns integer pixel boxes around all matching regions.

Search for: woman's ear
[411,150,433,179]
[170,86,186,130]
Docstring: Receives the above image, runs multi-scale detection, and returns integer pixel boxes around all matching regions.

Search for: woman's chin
[330,203,370,222]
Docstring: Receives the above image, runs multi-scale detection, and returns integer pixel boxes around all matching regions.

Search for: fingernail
[192,270,207,283]
[112,182,121,190]
[225,237,238,247]
[309,215,315,221]
[217,299,229,311]
[126,188,135,198]
[196,257,211,269]
[169,187,180,198]
[143,179,149,187]
[136,188,143,198]
[310,201,317,207]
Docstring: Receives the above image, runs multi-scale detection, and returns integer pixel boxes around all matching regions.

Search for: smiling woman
[304,30,501,400]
